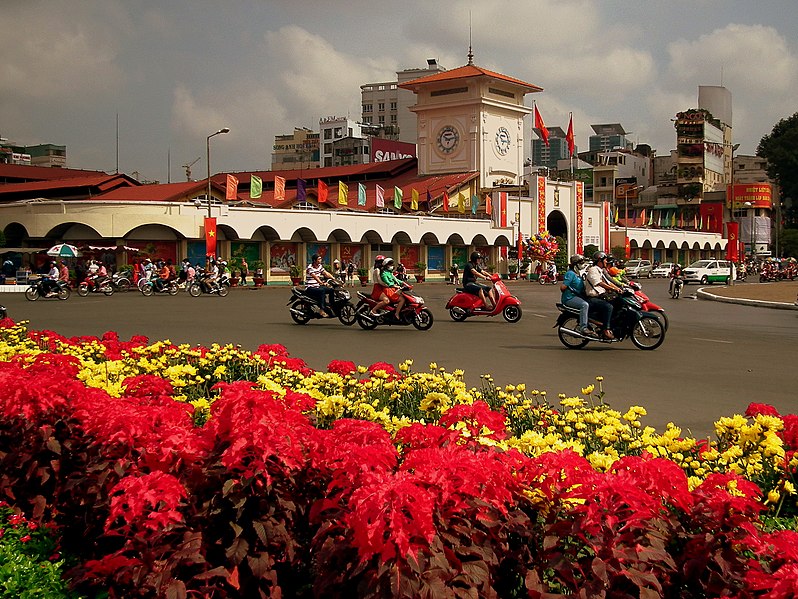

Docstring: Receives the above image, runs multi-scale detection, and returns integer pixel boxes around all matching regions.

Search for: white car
[651,262,674,278]
[683,260,735,285]
[624,259,653,278]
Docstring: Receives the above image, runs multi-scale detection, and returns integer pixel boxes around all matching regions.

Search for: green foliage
[584,244,598,258]
[611,246,626,261]
[0,506,79,598]
[757,112,798,208]
[554,236,568,272]
[357,267,369,277]
[289,264,302,278]
[779,228,798,257]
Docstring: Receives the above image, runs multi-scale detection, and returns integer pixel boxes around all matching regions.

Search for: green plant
[250,260,265,275]
[508,262,519,274]
[415,262,427,271]
[357,267,369,277]
[289,264,302,278]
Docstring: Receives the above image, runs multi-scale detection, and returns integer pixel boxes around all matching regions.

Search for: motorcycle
[188,272,230,297]
[110,268,133,292]
[538,271,558,285]
[669,276,684,299]
[77,276,114,297]
[140,278,179,296]
[287,279,356,325]
[354,284,434,330]
[25,278,71,301]
[0,305,6,319]
[445,273,522,323]
[555,288,666,351]
[628,281,668,331]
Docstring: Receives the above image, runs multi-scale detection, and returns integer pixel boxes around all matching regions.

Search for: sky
[2,0,797,183]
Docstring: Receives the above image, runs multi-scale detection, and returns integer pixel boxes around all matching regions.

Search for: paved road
[3,278,797,437]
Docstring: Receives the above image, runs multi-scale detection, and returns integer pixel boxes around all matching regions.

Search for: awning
[652,205,678,210]
[0,247,48,253]
[84,245,141,252]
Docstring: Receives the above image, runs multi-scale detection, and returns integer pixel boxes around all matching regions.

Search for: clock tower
[399,54,542,187]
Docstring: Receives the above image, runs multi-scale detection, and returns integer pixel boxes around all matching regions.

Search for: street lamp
[728,143,740,285]
[206,127,230,217]
[745,201,755,260]
[623,184,644,259]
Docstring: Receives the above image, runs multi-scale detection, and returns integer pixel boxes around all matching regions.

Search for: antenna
[467,12,474,65]
[182,157,201,181]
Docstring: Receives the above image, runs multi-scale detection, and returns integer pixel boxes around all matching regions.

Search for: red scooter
[354,284,434,330]
[445,273,522,323]
[628,281,668,332]
[538,271,558,285]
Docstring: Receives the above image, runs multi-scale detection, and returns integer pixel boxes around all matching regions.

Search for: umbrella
[47,243,81,258]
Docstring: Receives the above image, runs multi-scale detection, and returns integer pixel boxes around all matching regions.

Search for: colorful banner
[204,217,217,259]
[457,192,465,214]
[537,176,546,233]
[296,179,306,203]
[225,175,238,201]
[427,245,445,272]
[499,192,507,227]
[411,188,419,210]
[338,180,348,205]
[603,202,611,253]
[394,186,403,209]
[376,184,385,208]
[726,222,740,262]
[250,175,263,199]
[533,103,549,146]
[443,190,449,213]
[340,244,364,269]
[727,183,772,209]
[273,175,285,202]
[471,194,478,215]
[576,181,584,254]
[318,180,328,204]
[358,183,366,206]
[399,245,420,269]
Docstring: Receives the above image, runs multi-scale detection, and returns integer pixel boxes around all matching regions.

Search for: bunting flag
[393,186,403,209]
[566,113,575,158]
[250,175,262,199]
[693,213,697,229]
[204,217,217,259]
[484,193,492,216]
[272,175,284,202]
[358,182,366,206]
[679,212,684,228]
[640,209,646,226]
[671,211,676,227]
[471,194,478,215]
[442,190,449,212]
[457,191,465,214]
[411,188,418,210]
[534,103,549,147]
[225,174,238,201]
[376,184,385,208]
[338,180,348,205]
[318,180,328,204]
[613,206,619,223]
[699,215,703,230]
[296,178,307,203]
[648,210,654,226]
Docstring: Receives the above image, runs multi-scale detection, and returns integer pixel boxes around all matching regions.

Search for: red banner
[225,175,238,201]
[603,202,611,253]
[204,217,217,259]
[576,182,584,254]
[726,222,739,261]
[625,237,631,259]
[537,176,546,233]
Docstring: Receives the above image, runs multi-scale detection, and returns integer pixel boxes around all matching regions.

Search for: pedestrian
[240,257,249,286]
[346,261,355,287]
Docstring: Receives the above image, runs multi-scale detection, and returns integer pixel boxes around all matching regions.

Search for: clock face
[436,125,460,154]
[495,127,511,155]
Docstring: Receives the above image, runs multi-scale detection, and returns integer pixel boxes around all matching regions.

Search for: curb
[696,287,798,311]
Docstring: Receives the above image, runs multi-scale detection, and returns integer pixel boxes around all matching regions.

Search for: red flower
[438,400,508,441]
[106,471,188,533]
[19,534,31,543]
[327,359,356,376]
[745,402,781,418]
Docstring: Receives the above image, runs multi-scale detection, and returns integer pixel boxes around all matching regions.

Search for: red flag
[318,180,328,204]
[534,104,549,147]
[566,113,575,157]
[726,222,739,261]
[274,176,285,202]
[442,190,449,213]
[484,193,492,217]
[225,174,238,200]
[204,217,217,259]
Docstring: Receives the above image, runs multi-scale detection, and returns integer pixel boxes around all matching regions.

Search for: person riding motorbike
[584,252,622,339]
[41,261,60,297]
[305,253,335,317]
[669,263,683,294]
[560,254,591,336]
[154,260,171,293]
[369,255,388,316]
[463,251,495,310]
[606,258,629,286]
[369,257,406,318]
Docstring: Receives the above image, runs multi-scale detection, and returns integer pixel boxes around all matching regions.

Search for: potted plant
[508,261,519,280]
[357,266,370,286]
[251,260,265,288]
[289,264,303,286]
[415,262,427,283]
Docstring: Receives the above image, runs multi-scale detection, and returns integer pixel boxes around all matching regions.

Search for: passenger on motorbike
[584,252,622,339]
[369,255,389,316]
[606,258,629,286]
[305,254,335,317]
[560,254,591,336]
[463,251,495,310]
[58,260,69,284]
[668,263,683,294]
[372,257,406,318]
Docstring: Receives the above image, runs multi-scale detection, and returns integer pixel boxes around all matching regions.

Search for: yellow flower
[581,384,595,396]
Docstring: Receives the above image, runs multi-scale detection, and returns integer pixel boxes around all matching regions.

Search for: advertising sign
[727,183,772,209]
[371,138,417,162]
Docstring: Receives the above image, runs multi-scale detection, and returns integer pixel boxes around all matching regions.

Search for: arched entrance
[547,210,567,239]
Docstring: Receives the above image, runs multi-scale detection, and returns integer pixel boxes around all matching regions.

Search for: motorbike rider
[369,255,389,316]
[463,251,495,310]
[669,263,683,294]
[584,252,622,339]
[560,254,592,336]
[305,253,335,317]
[370,257,406,318]
[42,261,60,297]
[606,257,629,286]
[154,260,170,292]
[58,260,70,285]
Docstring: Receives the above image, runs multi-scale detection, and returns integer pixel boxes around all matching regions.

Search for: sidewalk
[696,281,798,310]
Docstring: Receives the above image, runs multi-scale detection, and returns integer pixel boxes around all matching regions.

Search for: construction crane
[182,157,200,181]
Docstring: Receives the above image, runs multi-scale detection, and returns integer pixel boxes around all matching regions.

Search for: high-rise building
[271,128,319,170]
[531,126,569,170]
[589,124,632,153]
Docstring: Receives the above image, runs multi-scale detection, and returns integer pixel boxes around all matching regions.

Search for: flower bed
[0,317,796,597]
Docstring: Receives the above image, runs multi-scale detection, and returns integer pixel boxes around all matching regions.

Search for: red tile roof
[0,173,138,201]
[91,181,210,202]
[0,163,107,184]
[399,63,543,93]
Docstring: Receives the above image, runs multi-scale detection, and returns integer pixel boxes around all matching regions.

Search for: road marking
[531,313,547,318]
[691,337,733,344]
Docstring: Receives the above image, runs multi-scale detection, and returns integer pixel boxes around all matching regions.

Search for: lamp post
[728,143,740,285]
[206,127,230,217]
[623,184,644,259]
[744,201,755,261]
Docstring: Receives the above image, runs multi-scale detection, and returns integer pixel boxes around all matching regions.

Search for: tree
[780,229,798,258]
[757,112,798,228]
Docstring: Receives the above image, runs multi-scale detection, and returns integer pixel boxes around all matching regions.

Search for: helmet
[374,254,385,265]
[382,257,394,268]
[592,251,608,264]
[569,254,585,267]
[470,251,481,262]
[606,257,616,266]
[333,259,340,264]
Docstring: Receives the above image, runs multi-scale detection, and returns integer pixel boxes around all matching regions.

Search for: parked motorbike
[445,273,522,323]
[555,288,665,350]
[140,278,179,296]
[669,276,684,299]
[77,276,114,297]
[628,281,668,331]
[288,279,356,325]
[25,278,71,301]
[188,272,230,297]
[354,284,434,330]
[538,271,558,285]
[0,305,6,319]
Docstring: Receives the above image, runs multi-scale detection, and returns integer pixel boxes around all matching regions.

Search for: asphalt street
[3,278,796,438]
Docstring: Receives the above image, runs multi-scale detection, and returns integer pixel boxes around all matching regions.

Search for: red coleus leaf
[106,471,187,533]
[438,400,508,441]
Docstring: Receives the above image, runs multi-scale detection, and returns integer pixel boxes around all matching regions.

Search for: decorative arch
[3,222,30,246]
[546,210,568,239]
[254,225,280,242]
[45,222,103,240]
[493,234,512,247]
[421,232,440,245]
[327,228,352,243]
[359,230,385,244]
[290,227,318,242]
[125,224,184,241]
[391,231,412,245]
[217,224,239,241]
[447,233,465,245]
[470,234,489,246]
[641,239,653,249]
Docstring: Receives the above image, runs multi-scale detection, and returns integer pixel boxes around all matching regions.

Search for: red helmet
[375,254,385,263]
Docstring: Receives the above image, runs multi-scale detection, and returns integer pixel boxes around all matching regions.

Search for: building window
[390,115,397,124]
[378,103,385,112]
[390,102,397,110]
[324,143,332,154]
[363,104,372,113]
[324,129,332,140]
[334,127,342,138]
[378,115,385,124]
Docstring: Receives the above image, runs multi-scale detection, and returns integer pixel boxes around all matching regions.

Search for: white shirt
[306,263,325,287]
